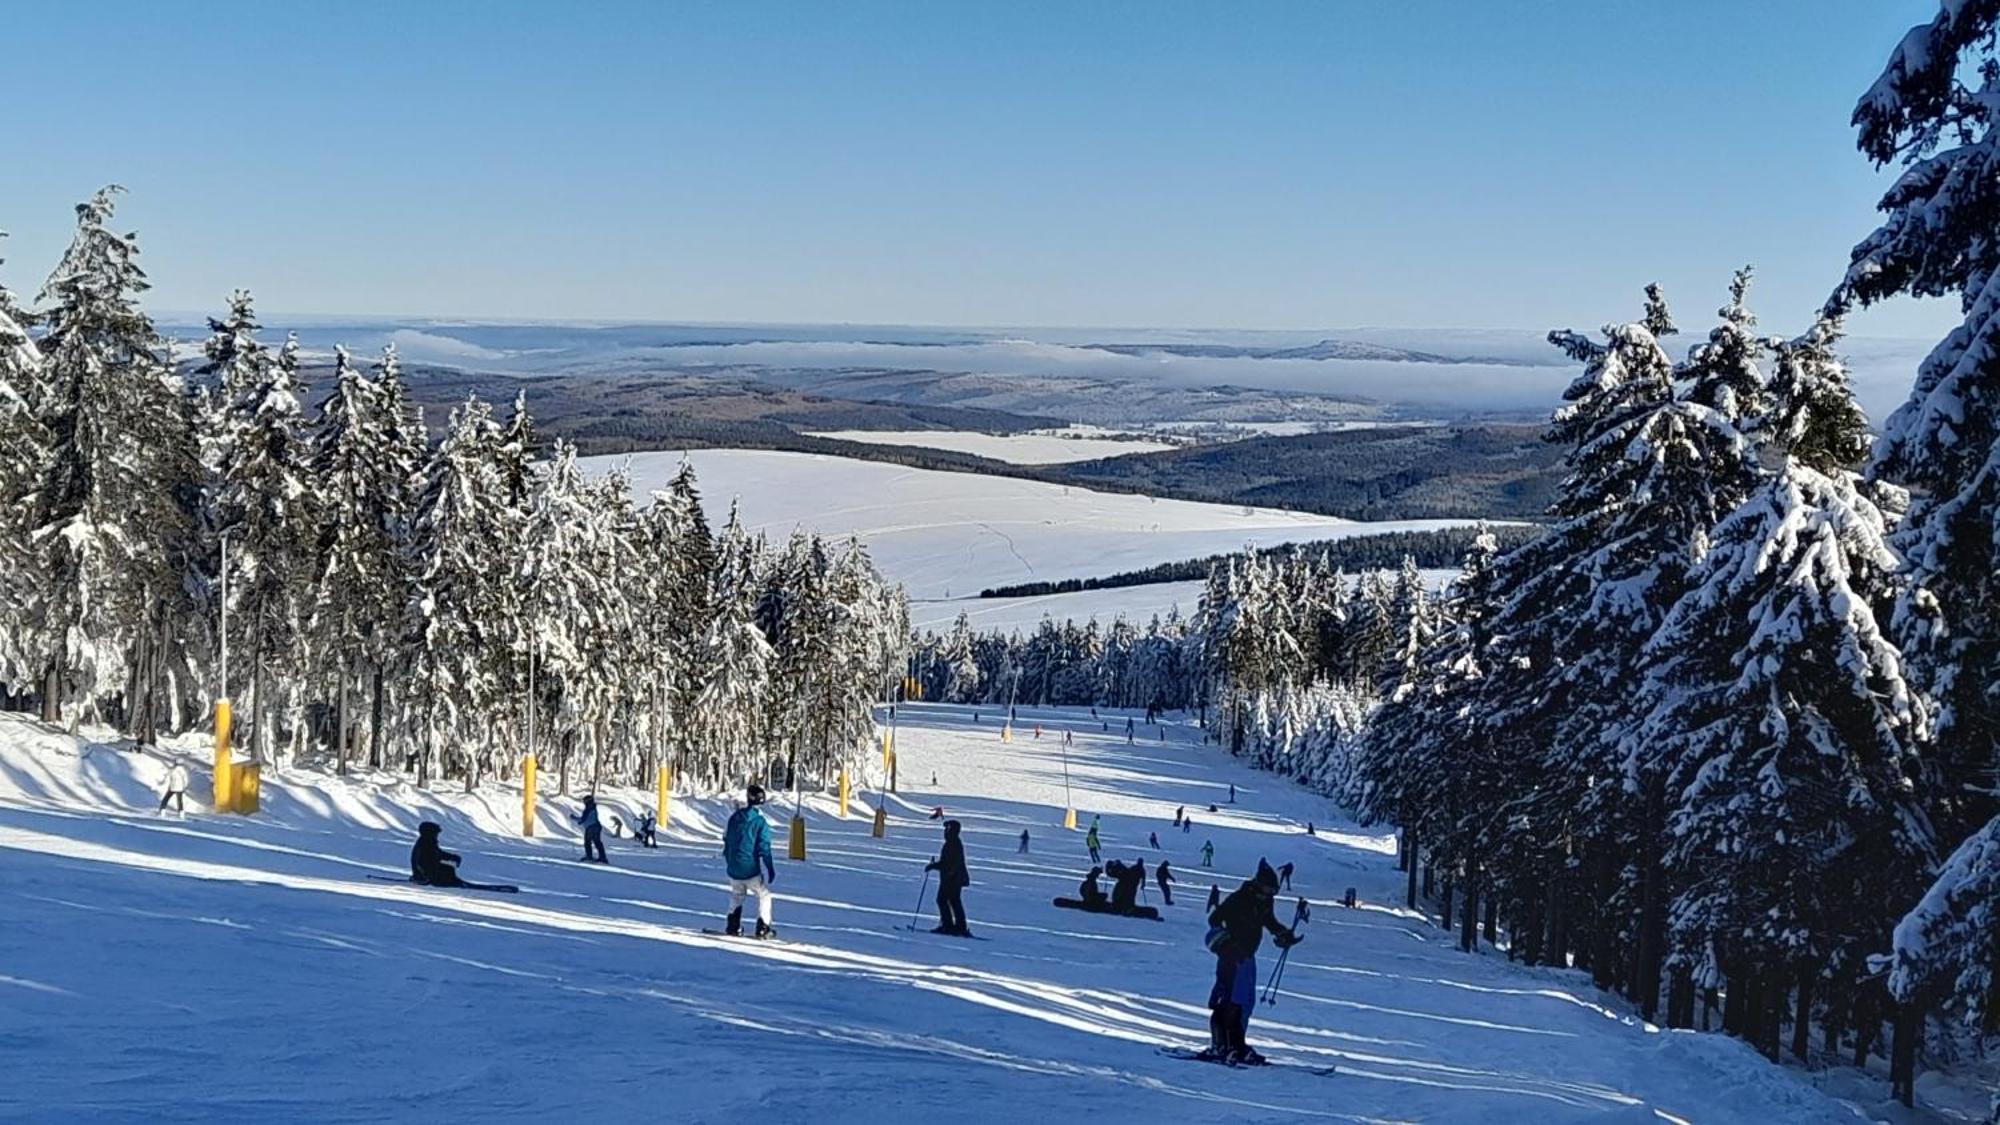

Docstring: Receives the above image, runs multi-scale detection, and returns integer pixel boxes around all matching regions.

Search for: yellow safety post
[888,748,898,793]
[1064,807,1078,831]
[871,803,887,838]
[788,814,807,860]
[212,699,234,812]
[232,763,261,814]
[522,754,538,836]
[1001,724,1012,743]
[657,764,672,829]
[838,767,851,819]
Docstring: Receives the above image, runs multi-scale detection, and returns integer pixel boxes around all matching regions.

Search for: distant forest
[978,523,1541,598]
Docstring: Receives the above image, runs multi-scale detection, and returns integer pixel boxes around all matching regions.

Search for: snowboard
[368,874,519,893]
[1052,896,1162,921]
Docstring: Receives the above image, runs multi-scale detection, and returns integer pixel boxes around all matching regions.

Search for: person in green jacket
[1085,818,1102,864]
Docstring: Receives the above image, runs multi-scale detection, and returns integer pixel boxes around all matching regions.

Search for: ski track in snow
[0,706,1858,1124]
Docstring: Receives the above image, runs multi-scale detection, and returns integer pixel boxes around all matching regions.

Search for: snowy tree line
[0,188,907,797]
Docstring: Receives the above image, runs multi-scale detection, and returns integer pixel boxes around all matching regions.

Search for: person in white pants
[721,784,778,938]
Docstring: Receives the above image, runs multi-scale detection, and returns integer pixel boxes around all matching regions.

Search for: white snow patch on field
[598,449,1478,600]
[0,707,1871,1123]
[810,429,1177,464]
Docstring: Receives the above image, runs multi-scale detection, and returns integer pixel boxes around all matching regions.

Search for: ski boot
[754,920,777,940]
[724,907,742,937]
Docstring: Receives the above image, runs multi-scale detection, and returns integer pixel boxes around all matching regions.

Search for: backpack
[1204,924,1233,955]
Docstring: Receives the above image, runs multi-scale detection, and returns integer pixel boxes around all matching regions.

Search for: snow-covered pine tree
[214,321,317,762]
[0,232,52,695]
[696,503,773,790]
[1634,314,1934,1047]
[30,186,198,729]
[1835,0,2000,863]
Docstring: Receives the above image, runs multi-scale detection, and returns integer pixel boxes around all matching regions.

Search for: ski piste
[365,874,519,893]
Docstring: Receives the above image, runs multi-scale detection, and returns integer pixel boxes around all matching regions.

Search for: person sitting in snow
[1202,859,1302,1065]
[410,822,465,887]
[1078,866,1107,906]
[1107,858,1147,912]
[573,794,608,863]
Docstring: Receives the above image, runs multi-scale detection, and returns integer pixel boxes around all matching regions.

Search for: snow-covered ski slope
[807,429,1177,464]
[598,449,1479,602]
[0,707,1850,1124]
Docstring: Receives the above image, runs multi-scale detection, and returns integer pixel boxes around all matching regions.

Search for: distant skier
[1019,829,1030,854]
[573,795,608,863]
[1157,859,1176,906]
[1034,724,1042,739]
[1086,817,1102,864]
[1306,822,1316,837]
[1278,861,1294,890]
[1174,806,1184,827]
[1200,860,1301,1064]
[925,819,973,936]
[932,771,939,786]
[1183,817,1193,835]
[1125,717,1135,744]
[1228,783,1236,804]
[930,806,946,819]
[637,810,658,848]
[1200,840,1214,867]
[157,759,190,817]
[1149,831,1161,850]
[410,822,465,887]
[722,784,777,938]
[1206,884,1221,911]
[1063,730,1073,748]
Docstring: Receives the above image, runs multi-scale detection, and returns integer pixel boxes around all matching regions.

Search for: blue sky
[0,1,1958,338]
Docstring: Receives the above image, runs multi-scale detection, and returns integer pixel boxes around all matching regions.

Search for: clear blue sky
[0,1,1958,337]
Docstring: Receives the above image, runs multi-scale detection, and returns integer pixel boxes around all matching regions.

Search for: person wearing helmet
[924,819,972,937]
[1200,859,1301,1065]
[722,784,777,938]
[410,822,464,887]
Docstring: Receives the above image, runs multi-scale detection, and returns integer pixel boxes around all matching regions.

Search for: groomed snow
[597,449,1479,600]
[809,429,1177,464]
[0,707,1861,1123]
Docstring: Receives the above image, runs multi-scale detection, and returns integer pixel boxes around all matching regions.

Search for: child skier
[1086,817,1103,864]
[722,784,777,938]
[1201,860,1302,1065]
[410,822,465,886]
[1149,831,1161,850]
[924,819,972,937]
[573,794,608,863]
[157,758,190,817]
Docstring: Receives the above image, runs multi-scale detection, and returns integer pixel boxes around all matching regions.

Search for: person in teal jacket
[722,784,778,938]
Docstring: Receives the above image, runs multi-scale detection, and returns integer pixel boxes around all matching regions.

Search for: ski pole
[908,868,932,930]
[1264,898,1309,1004]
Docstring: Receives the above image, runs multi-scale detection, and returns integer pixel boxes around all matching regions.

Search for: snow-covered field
[0,707,1873,1123]
[809,428,1177,464]
[599,449,1478,600]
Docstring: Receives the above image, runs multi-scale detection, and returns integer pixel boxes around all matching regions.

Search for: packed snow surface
[599,449,1477,599]
[809,429,1177,464]
[0,707,1860,1123]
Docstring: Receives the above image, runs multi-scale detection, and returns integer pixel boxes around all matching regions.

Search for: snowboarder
[573,795,608,863]
[1107,858,1146,912]
[1200,840,1214,867]
[1206,884,1221,911]
[1085,817,1102,864]
[157,759,190,817]
[1149,831,1161,850]
[1156,859,1176,906]
[1201,859,1302,1064]
[1228,783,1236,804]
[1018,829,1030,854]
[722,784,777,938]
[410,822,465,886]
[1078,866,1107,906]
[1277,861,1294,890]
[924,819,972,936]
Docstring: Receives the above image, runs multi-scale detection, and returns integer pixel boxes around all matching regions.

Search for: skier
[1228,783,1236,804]
[1201,860,1302,1064]
[1174,806,1185,828]
[1085,817,1103,864]
[1034,724,1042,739]
[722,784,777,938]
[157,758,190,817]
[924,819,972,936]
[1306,822,1316,837]
[1278,861,1294,890]
[573,795,608,863]
[1157,858,1177,906]
[637,810,658,848]
[410,822,464,886]
[1183,817,1193,835]
[1206,884,1221,911]
[1200,840,1215,867]
[1125,717,1135,744]
[1018,829,1030,854]
[1149,831,1161,850]
[1063,729,1073,748]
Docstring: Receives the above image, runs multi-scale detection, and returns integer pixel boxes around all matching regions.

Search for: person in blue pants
[1202,859,1300,1064]
[573,795,608,863]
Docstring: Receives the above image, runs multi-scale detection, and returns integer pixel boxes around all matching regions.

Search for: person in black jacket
[1106,858,1147,912]
[410,822,464,886]
[1202,859,1300,1064]
[1156,858,1176,906]
[924,819,972,936]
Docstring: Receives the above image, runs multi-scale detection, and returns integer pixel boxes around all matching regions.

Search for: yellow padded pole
[838,768,851,818]
[1064,807,1078,831]
[522,754,538,837]
[657,764,672,828]
[212,699,234,812]
[788,814,807,860]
